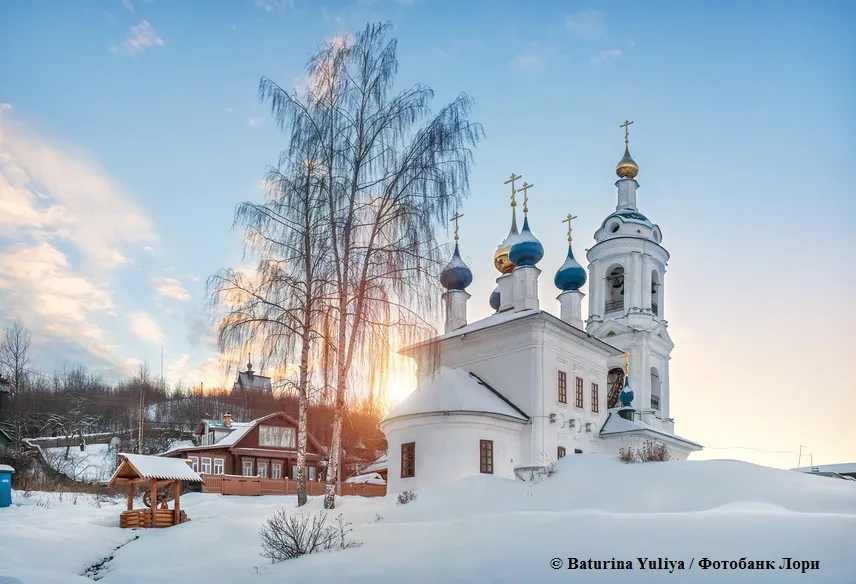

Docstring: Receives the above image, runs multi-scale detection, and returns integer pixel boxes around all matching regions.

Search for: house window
[557,446,566,459]
[242,460,253,476]
[257,462,268,478]
[272,462,282,479]
[557,370,567,404]
[188,456,199,472]
[575,376,584,408]
[201,457,211,474]
[309,466,316,480]
[208,431,215,445]
[259,425,296,448]
[591,382,600,413]
[401,442,415,478]
[213,458,224,474]
[479,440,494,474]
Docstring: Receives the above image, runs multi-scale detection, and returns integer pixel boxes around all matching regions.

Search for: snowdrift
[0,456,853,583]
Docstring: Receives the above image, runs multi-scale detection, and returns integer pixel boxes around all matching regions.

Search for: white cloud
[128,311,165,344]
[0,106,158,368]
[152,276,191,302]
[121,0,134,12]
[566,9,605,39]
[255,0,294,11]
[143,245,154,252]
[510,53,547,74]
[248,117,263,128]
[110,20,164,55]
[590,49,622,65]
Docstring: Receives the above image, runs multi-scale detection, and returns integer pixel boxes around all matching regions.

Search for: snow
[212,422,254,447]
[42,443,118,483]
[360,454,387,474]
[345,473,386,485]
[792,463,856,475]
[600,410,703,447]
[112,454,203,482]
[384,367,528,422]
[1,456,854,583]
[163,440,195,454]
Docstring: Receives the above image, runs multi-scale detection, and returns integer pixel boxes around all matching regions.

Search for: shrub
[618,441,671,464]
[259,509,361,563]
[396,490,417,505]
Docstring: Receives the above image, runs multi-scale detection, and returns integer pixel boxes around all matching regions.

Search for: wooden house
[162,412,326,481]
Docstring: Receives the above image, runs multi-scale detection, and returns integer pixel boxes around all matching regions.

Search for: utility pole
[797,445,805,468]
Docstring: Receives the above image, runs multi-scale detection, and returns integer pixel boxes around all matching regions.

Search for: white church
[379,123,703,493]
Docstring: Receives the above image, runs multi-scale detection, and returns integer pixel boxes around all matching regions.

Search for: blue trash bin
[0,464,15,507]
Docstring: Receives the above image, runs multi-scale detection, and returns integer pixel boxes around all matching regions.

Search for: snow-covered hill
[1,456,854,583]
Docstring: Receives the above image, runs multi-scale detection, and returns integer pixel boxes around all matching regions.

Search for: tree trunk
[295,331,311,507]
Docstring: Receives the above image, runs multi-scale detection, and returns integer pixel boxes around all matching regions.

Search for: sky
[0,0,854,469]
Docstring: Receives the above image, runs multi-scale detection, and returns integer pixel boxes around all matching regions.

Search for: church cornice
[382,415,528,436]
[586,237,670,264]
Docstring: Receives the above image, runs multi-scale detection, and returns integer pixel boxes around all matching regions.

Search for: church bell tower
[585,121,675,433]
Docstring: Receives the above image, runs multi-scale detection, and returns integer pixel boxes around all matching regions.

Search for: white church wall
[382,414,525,493]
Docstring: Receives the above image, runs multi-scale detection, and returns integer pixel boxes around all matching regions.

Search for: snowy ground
[41,443,118,483]
[1,456,854,583]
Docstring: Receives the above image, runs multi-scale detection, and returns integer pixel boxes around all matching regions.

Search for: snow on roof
[437,309,538,341]
[233,371,272,392]
[345,472,386,485]
[112,453,203,482]
[599,411,703,448]
[383,367,529,423]
[163,440,195,454]
[792,463,856,475]
[361,453,388,474]
[213,420,257,447]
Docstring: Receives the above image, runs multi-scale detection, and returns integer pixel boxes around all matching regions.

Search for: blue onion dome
[619,376,634,407]
[439,243,473,291]
[508,216,544,267]
[489,286,501,311]
[554,244,587,292]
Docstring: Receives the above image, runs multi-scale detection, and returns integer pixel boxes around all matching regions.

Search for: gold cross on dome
[562,213,578,243]
[450,212,464,242]
[504,173,522,207]
[519,182,534,215]
[622,351,631,376]
[620,120,634,145]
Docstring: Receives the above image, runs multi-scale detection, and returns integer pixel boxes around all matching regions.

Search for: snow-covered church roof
[383,367,529,423]
[599,411,703,449]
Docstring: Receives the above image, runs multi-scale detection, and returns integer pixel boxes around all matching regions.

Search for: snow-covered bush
[618,441,671,463]
[396,490,417,505]
[259,510,361,563]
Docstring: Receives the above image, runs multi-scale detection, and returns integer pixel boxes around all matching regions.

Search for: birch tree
[0,318,31,394]
[259,21,483,509]
[209,151,334,507]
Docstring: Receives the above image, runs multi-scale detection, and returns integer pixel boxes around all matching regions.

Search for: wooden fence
[201,474,386,498]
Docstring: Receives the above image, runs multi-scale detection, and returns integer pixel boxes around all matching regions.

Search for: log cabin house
[161,412,326,480]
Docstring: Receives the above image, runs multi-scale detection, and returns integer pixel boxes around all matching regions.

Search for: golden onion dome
[493,245,515,274]
[616,145,639,180]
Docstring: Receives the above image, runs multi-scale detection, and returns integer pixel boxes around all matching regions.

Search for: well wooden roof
[109,453,203,485]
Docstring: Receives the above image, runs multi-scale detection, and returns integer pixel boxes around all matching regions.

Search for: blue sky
[0,0,854,468]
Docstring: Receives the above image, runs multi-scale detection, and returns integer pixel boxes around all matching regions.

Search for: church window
[401,442,415,478]
[574,376,584,408]
[651,270,661,316]
[591,383,599,413]
[605,265,625,313]
[479,440,494,474]
[650,367,661,410]
[574,449,583,454]
[557,371,567,403]
[557,446,566,459]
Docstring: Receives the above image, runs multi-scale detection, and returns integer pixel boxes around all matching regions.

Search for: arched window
[650,366,661,410]
[606,367,624,409]
[651,270,660,316]
[605,265,625,313]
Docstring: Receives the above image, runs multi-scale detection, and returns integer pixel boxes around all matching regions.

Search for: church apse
[605,265,625,314]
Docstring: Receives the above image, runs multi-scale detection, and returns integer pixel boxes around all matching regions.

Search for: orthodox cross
[450,212,464,242]
[504,173,522,207]
[562,213,578,243]
[622,351,631,376]
[519,182,534,215]
[620,120,634,145]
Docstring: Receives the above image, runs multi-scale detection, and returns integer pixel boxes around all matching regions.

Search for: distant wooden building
[231,358,272,395]
[162,412,326,481]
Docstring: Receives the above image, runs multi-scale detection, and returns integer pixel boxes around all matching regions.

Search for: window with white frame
[242,460,253,476]
[291,465,317,480]
[201,457,211,474]
[213,458,224,474]
[188,456,199,472]
[257,461,268,478]
[258,425,296,448]
[271,462,282,479]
